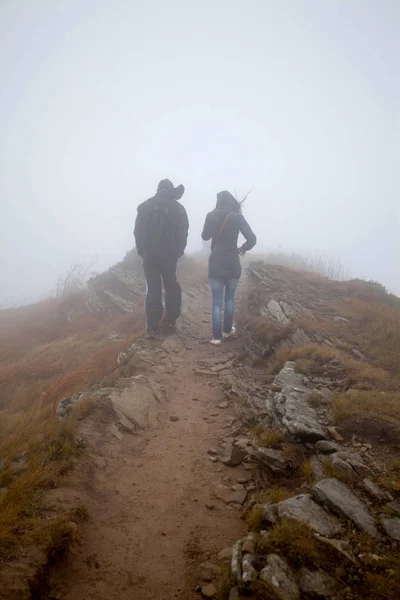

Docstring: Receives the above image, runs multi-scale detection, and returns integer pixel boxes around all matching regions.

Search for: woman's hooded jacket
[201,191,256,279]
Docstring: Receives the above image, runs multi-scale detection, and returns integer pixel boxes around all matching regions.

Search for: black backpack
[147,202,175,256]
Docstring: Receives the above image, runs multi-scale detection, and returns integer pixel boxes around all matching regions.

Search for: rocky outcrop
[270,363,327,442]
[87,250,145,313]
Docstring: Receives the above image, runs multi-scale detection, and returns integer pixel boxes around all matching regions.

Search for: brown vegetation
[0,289,144,563]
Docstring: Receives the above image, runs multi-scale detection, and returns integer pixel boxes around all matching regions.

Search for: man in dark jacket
[202,191,256,344]
[134,179,189,336]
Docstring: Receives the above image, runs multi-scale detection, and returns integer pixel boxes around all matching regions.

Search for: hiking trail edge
[49,284,246,600]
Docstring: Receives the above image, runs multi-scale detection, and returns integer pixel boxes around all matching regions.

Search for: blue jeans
[209,277,239,340]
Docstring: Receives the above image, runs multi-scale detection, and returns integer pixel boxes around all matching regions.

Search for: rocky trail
[3,259,399,600]
[48,284,249,600]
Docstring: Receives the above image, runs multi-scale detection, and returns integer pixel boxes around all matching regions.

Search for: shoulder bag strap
[215,212,232,243]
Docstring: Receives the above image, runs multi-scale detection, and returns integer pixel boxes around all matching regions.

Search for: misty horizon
[1,0,399,306]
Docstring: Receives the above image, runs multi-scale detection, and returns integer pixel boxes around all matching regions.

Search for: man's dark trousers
[143,256,181,331]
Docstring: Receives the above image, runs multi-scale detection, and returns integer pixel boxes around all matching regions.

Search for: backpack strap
[215,212,232,243]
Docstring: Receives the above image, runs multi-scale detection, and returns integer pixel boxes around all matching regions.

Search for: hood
[216,190,240,212]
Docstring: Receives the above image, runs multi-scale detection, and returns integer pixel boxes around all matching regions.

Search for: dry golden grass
[245,506,263,531]
[378,459,400,493]
[242,314,295,350]
[266,486,291,504]
[334,391,400,430]
[274,343,390,390]
[306,390,326,408]
[301,459,316,484]
[257,430,285,449]
[263,519,321,568]
[337,297,400,379]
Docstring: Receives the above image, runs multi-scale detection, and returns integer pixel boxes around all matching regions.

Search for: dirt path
[49,285,246,600]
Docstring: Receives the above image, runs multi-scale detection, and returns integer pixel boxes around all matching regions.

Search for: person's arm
[238,215,256,256]
[201,212,213,241]
[133,204,145,257]
[177,207,189,257]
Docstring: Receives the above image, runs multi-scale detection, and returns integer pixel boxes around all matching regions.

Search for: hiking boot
[223,326,236,340]
[210,338,222,346]
[158,322,176,335]
[146,330,160,340]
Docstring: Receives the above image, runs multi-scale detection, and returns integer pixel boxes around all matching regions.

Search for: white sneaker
[210,338,222,346]
[223,326,236,339]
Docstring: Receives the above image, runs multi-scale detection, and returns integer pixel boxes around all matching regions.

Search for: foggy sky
[1,0,399,305]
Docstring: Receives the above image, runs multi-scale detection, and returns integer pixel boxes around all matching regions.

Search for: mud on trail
[48,284,247,600]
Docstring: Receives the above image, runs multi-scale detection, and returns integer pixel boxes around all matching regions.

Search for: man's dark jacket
[134,185,189,260]
[201,191,256,279]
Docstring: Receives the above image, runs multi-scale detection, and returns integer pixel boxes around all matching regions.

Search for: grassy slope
[1,258,399,596]
[0,289,145,563]
[238,267,400,600]
[242,266,400,432]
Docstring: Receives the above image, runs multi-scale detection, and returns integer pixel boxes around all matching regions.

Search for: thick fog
[1,0,398,305]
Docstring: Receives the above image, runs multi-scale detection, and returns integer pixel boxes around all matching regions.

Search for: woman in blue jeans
[201,191,257,345]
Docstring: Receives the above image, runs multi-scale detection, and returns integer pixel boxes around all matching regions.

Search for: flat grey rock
[291,327,311,347]
[242,532,257,555]
[271,363,327,442]
[362,478,387,501]
[111,381,161,428]
[260,554,300,600]
[247,446,286,472]
[330,456,359,481]
[312,479,379,538]
[315,536,356,563]
[214,485,247,506]
[275,494,342,537]
[327,426,344,442]
[260,503,279,524]
[273,387,327,442]
[310,455,325,480]
[281,302,296,319]
[242,554,258,583]
[267,300,290,324]
[220,445,247,466]
[110,423,123,440]
[335,451,364,463]
[299,568,341,597]
[347,459,373,479]
[274,362,308,392]
[381,517,400,540]
[315,440,339,454]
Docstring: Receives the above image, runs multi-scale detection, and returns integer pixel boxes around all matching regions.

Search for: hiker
[201,191,256,345]
[134,179,189,337]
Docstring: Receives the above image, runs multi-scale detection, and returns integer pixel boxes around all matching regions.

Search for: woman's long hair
[235,187,253,213]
